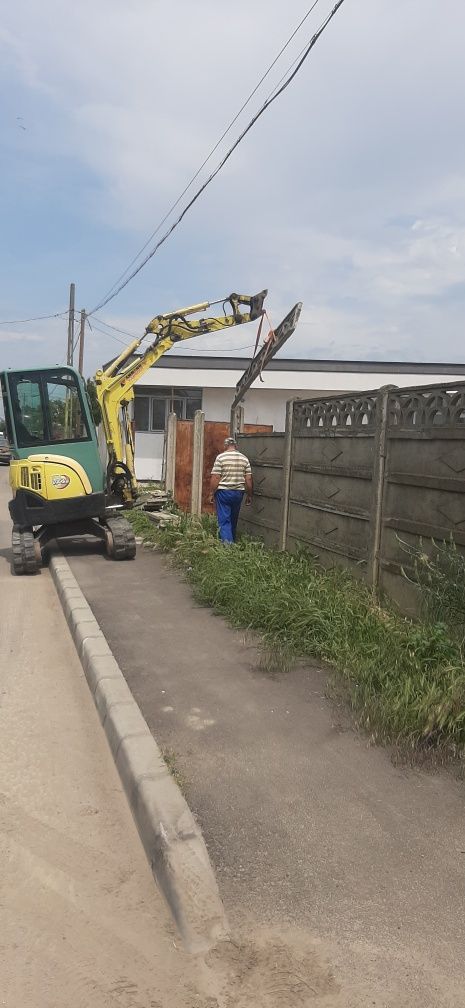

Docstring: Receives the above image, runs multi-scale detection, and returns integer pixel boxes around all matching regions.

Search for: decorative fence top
[388,383,465,430]
[293,380,465,434]
[293,392,378,433]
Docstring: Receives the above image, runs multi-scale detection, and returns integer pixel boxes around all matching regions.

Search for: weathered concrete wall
[238,381,465,615]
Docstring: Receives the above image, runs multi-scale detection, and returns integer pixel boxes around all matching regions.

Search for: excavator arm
[94,290,267,503]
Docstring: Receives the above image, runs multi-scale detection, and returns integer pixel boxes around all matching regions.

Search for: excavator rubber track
[11,526,40,576]
[105,516,136,560]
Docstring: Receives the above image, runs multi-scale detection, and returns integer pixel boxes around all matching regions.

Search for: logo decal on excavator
[52,474,70,489]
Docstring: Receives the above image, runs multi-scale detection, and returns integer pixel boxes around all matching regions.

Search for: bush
[400,537,465,644]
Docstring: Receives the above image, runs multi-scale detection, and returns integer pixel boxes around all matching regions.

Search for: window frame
[8,369,92,449]
[134,394,151,432]
[134,387,203,434]
[150,396,172,432]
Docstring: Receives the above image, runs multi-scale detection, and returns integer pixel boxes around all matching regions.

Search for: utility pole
[78,309,86,375]
[67,282,75,365]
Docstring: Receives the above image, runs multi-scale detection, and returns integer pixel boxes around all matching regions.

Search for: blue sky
[1,0,465,376]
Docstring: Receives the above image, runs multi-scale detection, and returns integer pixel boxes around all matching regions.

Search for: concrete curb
[50,553,228,954]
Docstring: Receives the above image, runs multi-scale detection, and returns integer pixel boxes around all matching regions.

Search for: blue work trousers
[214,489,244,543]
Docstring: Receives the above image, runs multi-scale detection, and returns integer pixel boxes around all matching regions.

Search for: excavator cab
[2,368,102,483]
[1,366,135,573]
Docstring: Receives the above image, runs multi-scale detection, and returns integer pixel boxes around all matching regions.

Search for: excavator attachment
[145,290,268,341]
[228,290,268,323]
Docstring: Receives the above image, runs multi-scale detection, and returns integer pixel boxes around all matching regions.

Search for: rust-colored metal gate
[174,419,272,513]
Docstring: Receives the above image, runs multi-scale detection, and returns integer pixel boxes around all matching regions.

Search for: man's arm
[209,457,222,503]
[245,471,253,505]
[210,473,221,496]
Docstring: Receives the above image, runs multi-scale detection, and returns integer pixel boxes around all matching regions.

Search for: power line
[72,319,82,354]
[86,318,129,347]
[176,345,256,354]
[92,316,140,339]
[90,0,346,314]
[90,316,257,355]
[0,311,67,325]
[95,1,323,307]
[266,38,313,100]
[94,314,256,351]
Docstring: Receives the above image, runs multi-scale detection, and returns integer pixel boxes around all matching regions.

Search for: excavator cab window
[6,369,91,449]
[11,375,44,446]
[1,373,16,448]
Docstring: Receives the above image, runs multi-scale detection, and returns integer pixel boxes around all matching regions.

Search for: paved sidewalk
[0,472,214,1008]
[65,531,465,1008]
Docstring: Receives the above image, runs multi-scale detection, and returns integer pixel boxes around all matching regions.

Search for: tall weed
[128,511,465,753]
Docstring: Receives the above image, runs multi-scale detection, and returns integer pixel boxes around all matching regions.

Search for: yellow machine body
[9,454,92,502]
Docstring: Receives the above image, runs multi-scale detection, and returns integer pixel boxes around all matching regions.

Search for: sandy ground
[0,473,211,1006]
[0,469,347,1008]
[64,516,465,1008]
[3,465,465,1007]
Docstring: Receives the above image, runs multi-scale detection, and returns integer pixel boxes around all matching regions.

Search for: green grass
[400,537,465,645]
[126,507,161,537]
[161,747,187,792]
[127,510,465,754]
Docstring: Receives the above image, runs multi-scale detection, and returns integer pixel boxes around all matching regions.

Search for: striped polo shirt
[211,449,252,491]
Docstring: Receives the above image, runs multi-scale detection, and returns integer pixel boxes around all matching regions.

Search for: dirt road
[0,471,227,1007]
[64,524,465,1008]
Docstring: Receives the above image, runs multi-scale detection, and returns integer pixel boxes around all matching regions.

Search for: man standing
[210,437,253,543]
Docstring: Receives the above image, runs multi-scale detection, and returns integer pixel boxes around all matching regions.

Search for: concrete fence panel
[237,433,285,542]
[237,380,465,615]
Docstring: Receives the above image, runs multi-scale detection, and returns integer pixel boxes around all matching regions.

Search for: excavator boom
[0,287,271,573]
[94,290,268,502]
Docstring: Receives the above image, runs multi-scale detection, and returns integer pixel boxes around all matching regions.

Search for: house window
[185,391,203,419]
[134,388,202,432]
[151,397,170,430]
[134,396,150,432]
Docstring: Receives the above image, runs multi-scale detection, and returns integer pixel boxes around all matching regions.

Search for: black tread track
[12,527,39,575]
[105,516,136,561]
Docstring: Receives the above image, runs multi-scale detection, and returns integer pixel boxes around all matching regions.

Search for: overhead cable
[162,342,257,354]
[90,316,256,355]
[90,0,346,314]
[86,318,129,347]
[0,311,67,325]
[92,316,141,339]
[95,0,323,307]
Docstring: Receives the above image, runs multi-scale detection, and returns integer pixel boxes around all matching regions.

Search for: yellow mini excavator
[0,290,267,573]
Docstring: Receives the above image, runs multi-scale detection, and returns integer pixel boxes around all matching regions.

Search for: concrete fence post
[190,410,205,517]
[230,404,244,438]
[279,398,295,551]
[367,385,394,592]
[165,412,177,497]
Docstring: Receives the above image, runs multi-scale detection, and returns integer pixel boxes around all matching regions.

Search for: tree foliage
[85,379,102,426]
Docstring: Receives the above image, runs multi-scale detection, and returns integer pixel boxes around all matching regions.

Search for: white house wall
[136,366,461,394]
[135,430,165,481]
[202,387,337,430]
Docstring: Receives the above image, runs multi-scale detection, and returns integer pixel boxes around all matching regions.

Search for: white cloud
[2,0,465,366]
[0,330,43,344]
[0,24,49,93]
